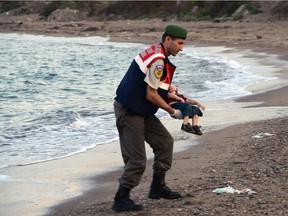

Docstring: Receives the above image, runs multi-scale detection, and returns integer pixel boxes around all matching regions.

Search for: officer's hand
[170,109,183,119]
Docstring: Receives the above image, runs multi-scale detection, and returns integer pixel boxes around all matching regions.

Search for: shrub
[0,2,19,13]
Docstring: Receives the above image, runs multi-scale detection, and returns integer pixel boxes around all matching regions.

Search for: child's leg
[170,103,194,133]
[192,115,199,126]
[191,115,202,135]
[183,116,190,125]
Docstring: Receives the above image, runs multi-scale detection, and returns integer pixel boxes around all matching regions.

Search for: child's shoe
[192,125,202,135]
[181,123,194,133]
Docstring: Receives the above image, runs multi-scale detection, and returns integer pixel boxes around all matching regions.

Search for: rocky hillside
[0,1,288,22]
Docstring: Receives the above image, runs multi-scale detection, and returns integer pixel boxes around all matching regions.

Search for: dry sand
[0,15,288,216]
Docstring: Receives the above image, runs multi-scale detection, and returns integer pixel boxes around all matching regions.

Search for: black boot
[112,185,143,212]
[148,168,181,199]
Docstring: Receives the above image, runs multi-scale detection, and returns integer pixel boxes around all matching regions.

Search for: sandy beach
[0,12,288,216]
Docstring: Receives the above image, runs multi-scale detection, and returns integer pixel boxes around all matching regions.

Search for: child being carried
[167,85,205,135]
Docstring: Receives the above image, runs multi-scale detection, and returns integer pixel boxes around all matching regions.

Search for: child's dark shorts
[170,103,203,118]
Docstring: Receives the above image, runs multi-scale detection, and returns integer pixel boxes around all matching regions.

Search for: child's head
[169,85,177,93]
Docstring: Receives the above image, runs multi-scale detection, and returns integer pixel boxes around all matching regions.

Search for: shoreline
[0,19,287,216]
[1,41,287,216]
[47,31,288,215]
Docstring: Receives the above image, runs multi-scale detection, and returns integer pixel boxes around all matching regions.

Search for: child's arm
[167,92,185,103]
[185,98,206,110]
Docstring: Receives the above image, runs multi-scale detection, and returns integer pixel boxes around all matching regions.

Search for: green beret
[165,25,187,39]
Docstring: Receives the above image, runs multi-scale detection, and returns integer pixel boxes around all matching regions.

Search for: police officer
[112,24,188,211]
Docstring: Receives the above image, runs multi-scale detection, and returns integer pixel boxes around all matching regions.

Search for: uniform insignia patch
[154,65,163,79]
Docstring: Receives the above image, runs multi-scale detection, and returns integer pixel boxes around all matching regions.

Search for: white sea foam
[0,174,11,181]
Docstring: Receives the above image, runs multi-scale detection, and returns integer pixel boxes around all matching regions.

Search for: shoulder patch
[154,65,163,79]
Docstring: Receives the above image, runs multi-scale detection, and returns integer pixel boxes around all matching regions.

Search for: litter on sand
[252,132,274,139]
[212,186,257,195]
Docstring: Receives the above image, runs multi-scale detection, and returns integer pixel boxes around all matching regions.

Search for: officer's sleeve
[144,59,164,90]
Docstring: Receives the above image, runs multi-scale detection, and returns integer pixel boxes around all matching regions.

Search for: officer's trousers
[114,100,174,189]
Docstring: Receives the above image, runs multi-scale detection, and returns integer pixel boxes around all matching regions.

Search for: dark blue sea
[0,33,272,168]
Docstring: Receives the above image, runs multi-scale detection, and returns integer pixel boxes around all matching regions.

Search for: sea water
[0,33,273,168]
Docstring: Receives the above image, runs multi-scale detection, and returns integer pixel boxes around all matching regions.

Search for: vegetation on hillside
[0,1,287,21]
